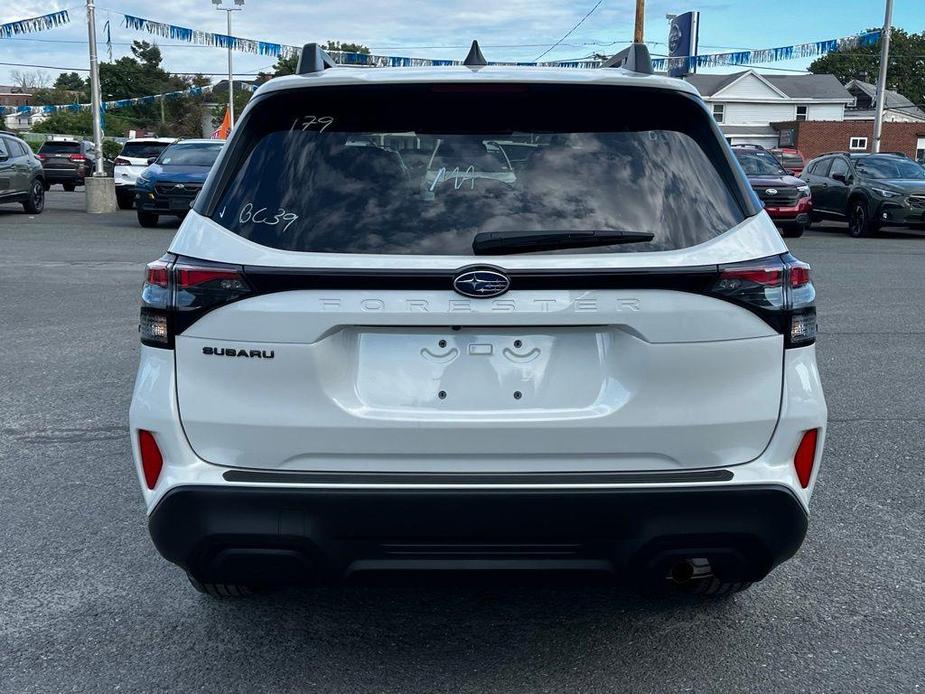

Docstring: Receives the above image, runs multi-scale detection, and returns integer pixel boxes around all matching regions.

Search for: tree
[809,28,925,106]
[53,72,87,92]
[10,70,50,90]
[323,41,370,55]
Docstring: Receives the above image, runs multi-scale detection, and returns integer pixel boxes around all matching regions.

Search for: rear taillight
[36,153,46,161]
[139,255,251,348]
[138,430,164,490]
[710,253,816,348]
[793,429,819,488]
[69,153,87,162]
[114,157,131,166]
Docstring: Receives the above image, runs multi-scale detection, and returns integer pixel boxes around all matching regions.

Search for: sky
[1,0,924,88]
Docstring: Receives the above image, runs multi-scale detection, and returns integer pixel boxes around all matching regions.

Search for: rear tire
[187,573,256,598]
[22,179,45,214]
[116,190,134,210]
[137,209,159,227]
[781,224,805,238]
[63,183,76,192]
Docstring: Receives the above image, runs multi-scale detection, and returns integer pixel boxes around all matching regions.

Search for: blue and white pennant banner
[121,14,881,72]
[650,31,881,72]
[0,84,214,117]
[0,10,70,39]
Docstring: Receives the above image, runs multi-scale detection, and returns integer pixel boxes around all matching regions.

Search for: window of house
[712,103,725,123]
[849,136,868,151]
[796,105,808,121]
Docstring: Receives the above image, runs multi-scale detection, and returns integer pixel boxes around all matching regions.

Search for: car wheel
[116,191,134,210]
[781,224,805,238]
[848,199,875,237]
[137,210,159,228]
[63,183,76,192]
[187,573,256,598]
[22,179,45,214]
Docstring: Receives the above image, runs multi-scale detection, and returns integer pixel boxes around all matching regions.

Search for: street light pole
[872,0,894,153]
[213,0,244,130]
[634,0,646,43]
[85,0,105,176]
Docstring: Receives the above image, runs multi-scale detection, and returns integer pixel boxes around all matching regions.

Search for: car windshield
[734,150,786,176]
[204,84,746,255]
[39,141,80,154]
[122,141,172,159]
[158,142,223,167]
[855,156,925,180]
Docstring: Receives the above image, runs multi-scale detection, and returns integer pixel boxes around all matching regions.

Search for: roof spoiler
[297,43,337,75]
[601,43,653,75]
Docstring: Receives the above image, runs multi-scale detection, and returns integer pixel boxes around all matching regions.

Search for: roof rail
[601,43,653,75]
[817,151,850,157]
[297,43,337,75]
[463,40,488,67]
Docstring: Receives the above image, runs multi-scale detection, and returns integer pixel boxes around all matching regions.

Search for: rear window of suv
[120,141,172,159]
[39,141,81,154]
[204,83,747,255]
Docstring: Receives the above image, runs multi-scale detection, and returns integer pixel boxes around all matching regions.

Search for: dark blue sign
[668,11,700,77]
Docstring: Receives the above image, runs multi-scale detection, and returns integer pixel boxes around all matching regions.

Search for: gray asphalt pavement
[1,191,923,693]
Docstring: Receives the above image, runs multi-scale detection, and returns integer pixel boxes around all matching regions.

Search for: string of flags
[0,9,70,39]
[120,13,881,71]
[650,31,881,72]
[0,84,214,118]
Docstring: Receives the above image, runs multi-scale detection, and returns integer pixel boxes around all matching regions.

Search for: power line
[534,0,607,61]
[0,60,269,76]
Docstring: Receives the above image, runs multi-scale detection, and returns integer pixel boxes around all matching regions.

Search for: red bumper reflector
[794,429,819,488]
[138,430,164,490]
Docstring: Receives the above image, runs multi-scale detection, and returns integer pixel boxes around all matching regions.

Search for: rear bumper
[43,168,84,184]
[149,483,808,584]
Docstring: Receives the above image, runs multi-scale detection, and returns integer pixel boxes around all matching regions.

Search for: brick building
[772,120,925,161]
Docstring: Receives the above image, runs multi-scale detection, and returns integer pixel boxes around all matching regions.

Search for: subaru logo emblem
[173,183,186,189]
[453,268,511,298]
[765,188,778,195]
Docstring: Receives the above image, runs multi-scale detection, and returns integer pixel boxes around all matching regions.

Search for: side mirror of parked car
[147,157,158,165]
[832,172,848,183]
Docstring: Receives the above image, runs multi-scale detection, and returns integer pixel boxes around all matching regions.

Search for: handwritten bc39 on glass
[237,203,299,232]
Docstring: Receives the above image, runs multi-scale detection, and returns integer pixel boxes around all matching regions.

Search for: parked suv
[0,131,45,213]
[113,137,176,209]
[130,44,826,598]
[134,139,224,227]
[36,138,98,190]
[802,151,925,236]
[732,145,812,237]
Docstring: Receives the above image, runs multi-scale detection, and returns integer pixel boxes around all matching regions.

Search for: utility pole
[212,0,244,130]
[872,0,893,153]
[634,0,645,43]
[84,0,116,212]
[86,0,104,176]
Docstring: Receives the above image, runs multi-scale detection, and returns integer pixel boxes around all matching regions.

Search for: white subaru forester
[130,43,826,597]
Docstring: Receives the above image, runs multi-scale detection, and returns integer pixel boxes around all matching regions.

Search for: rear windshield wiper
[472,229,655,255]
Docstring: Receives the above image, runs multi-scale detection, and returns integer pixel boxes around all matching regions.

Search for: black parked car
[801,152,925,237]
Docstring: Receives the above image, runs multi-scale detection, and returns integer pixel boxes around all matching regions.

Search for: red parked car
[733,146,812,238]
[771,147,806,177]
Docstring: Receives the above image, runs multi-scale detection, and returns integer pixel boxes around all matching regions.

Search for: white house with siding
[684,70,854,147]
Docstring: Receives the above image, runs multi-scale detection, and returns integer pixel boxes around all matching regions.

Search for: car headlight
[797,185,810,198]
[871,187,898,198]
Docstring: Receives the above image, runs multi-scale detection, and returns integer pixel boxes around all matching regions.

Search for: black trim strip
[221,469,734,485]
[241,264,720,293]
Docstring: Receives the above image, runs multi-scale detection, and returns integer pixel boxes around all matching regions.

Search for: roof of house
[845,79,925,119]
[685,70,852,100]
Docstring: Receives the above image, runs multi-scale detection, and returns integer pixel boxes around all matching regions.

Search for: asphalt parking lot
[1,190,923,693]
